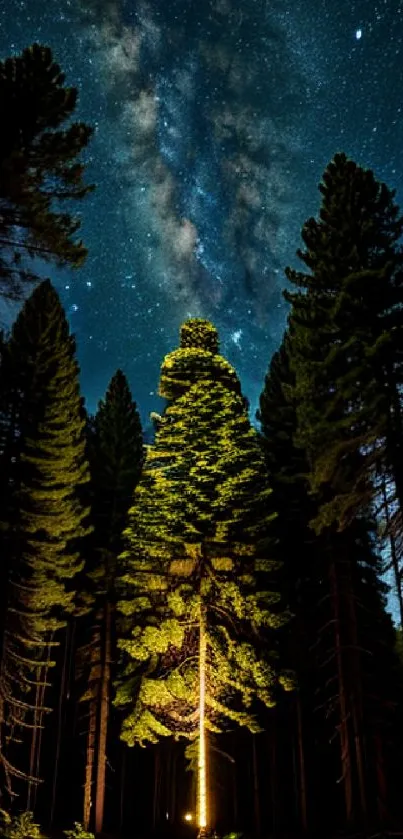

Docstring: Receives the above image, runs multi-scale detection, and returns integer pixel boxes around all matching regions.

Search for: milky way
[0,0,402,429]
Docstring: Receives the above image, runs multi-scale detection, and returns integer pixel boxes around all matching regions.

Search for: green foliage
[159,317,244,403]
[88,368,144,558]
[116,318,288,752]
[0,279,91,789]
[75,369,144,832]
[274,152,403,824]
[0,43,94,299]
[0,812,10,833]
[63,823,94,839]
[0,812,42,839]
[284,151,403,534]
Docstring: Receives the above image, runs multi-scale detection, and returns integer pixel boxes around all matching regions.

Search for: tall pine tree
[0,279,91,802]
[115,319,291,830]
[79,370,144,833]
[257,335,321,834]
[284,153,403,614]
[280,155,403,828]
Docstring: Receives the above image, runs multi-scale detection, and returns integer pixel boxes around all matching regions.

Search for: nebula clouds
[78,0,307,326]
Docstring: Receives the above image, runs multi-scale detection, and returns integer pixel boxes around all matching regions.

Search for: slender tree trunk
[153,747,161,830]
[95,599,112,835]
[345,560,367,823]
[119,746,126,833]
[351,703,367,822]
[169,744,177,823]
[269,709,277,835]
[84,694,97,830]
[28,638,53,812]
[329,560,353,823]
[27,677,42,811]
[252,733,261,838]
[50,625,70,825]
[198,606,207,830]
[296,693,308,833]
[374,731,388,826]
[232,754,237,829]
[33,676,47,812]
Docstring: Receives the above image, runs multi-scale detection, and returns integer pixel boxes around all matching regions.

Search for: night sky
[0,0,402,425]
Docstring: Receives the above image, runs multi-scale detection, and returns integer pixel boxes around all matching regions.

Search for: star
[230,329,243,348]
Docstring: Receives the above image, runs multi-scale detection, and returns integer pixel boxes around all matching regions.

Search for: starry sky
[0,0,402,426]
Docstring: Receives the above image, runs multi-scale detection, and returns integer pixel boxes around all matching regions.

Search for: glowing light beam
[198,607,207,830]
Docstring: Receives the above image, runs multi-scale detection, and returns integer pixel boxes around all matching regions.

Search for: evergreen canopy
[0,279,91,790]
[0,43,94,299]
[285,152,403,533]
[115,319,291,749]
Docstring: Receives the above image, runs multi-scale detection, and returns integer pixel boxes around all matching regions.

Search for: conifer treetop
[0,43,94,299]
[159,318,242,402]
[180,318,219,354]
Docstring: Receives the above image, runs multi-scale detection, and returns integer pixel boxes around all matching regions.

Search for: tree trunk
[269,709,277,835]
[119,746,126,833]
[50,625,70,825]
[374,731,388,826]
[27,677,41,811]
[252,733,261,838]
[169,743,177,824]
[84,694,97,830]
[345,559,367,823]
[329,560,353,823]
[296,693,308,833]
[153,747,161,830]
[95,598,112,835]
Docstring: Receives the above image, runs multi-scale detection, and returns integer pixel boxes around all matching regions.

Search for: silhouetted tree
[0,43,94,299]
[79,370,144,833]
[258,335,320,834]
[285,153,403,617]
[280,155,403,828]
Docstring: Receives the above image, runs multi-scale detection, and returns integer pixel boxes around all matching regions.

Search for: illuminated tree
[116,319,291,831]
[0,279,91,802]
[79,370,144,833]
[0,43,94,299]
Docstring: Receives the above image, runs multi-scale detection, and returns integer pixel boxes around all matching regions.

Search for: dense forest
[0,41,403,839]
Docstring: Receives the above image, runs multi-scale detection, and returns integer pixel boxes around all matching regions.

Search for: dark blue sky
[1,0,402,425]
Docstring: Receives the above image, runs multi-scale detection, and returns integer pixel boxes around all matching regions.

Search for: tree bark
[344,558,367,823]
[153,747,161,830]
[329,560,353,823]
[84,694,97,830]
[50,626,70,825]
[269,709,277,835]
[95,598,112,834]
[252,733,261,838]
[296,693,308,833]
